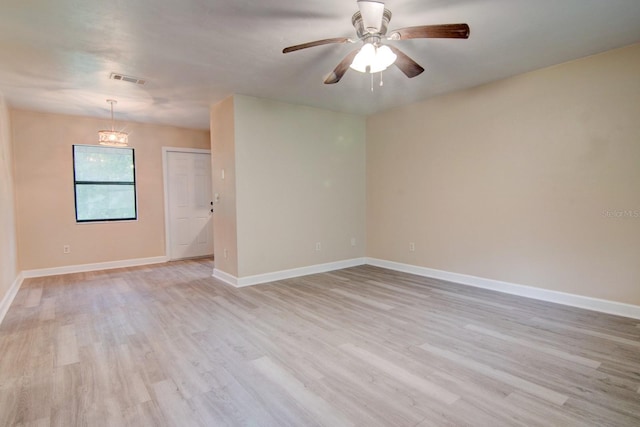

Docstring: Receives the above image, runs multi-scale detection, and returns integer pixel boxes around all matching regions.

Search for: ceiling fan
[282,0,470,84]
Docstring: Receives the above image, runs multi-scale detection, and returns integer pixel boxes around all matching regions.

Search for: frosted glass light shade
[350,44,375,72]
[350,44,397,73]
[371,45,396,72]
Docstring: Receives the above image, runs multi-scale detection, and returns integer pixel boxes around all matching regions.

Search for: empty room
[1,1,639,426]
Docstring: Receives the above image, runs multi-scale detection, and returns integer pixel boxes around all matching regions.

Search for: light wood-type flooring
[1,259,639,426]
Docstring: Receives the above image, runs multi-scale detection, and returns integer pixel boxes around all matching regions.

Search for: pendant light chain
[109,100,115,131]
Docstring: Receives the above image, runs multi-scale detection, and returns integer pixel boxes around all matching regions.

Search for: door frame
[162,147,212,260]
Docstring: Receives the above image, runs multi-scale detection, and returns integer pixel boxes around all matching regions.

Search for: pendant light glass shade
[98,99,128,147]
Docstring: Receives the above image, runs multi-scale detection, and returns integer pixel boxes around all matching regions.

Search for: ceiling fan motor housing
[352,8,392,39]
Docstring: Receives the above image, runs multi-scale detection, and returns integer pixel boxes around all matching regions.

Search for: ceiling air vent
[109,73,147,85]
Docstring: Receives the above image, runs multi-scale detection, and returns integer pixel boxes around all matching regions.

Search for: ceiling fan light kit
[350,43,397,73]
[282,0,469,85]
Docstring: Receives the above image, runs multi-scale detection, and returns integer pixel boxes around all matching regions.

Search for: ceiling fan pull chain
[371,72,374,92]
[380,70,384,87]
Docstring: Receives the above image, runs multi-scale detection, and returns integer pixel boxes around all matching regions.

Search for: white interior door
[166,151,213,260]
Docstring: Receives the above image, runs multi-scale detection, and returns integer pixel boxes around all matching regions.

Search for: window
[73,145,137,222]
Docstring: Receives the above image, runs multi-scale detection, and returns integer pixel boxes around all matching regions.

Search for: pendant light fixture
[98,99,128,146]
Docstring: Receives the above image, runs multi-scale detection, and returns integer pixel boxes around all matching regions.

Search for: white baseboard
[22,256,169,279]
[212,268,239,287]
[366,258,640,320]
[13,254,637,321]
[213,257,367,288]
[0,272,24,326]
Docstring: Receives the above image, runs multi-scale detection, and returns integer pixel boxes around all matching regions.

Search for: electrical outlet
[223,248,228,259]
[315,242,322,251]
[351,237,357,247]
[63,245,71,254]
[409,242,415,252]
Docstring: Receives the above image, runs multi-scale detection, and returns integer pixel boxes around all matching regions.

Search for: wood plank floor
[1,259,639,426]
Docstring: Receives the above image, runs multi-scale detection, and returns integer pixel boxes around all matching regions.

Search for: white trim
[22,256,169,279]
[162,147,212,155]
[0,273,24,326]
[162,146,213,261]
[212,268,239,286]
[213,258,367,288]
[8,254,638,321]
[366,258,640,320]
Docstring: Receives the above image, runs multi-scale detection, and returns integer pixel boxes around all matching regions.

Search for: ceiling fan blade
[324,49,360,84]
[357,0,385,33]
[283,37,351,54]
[387,46,424,78]
[388,23,470,40]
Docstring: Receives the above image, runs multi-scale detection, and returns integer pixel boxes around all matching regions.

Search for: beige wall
[210,96,239,276]
[367,43,640,305]
[7,45,638,308]
[12,109,209,270]
[0,95,18,303]
[233,95,366,277]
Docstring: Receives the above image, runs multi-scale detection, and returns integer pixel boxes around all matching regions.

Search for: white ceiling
[1,0,640,130]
